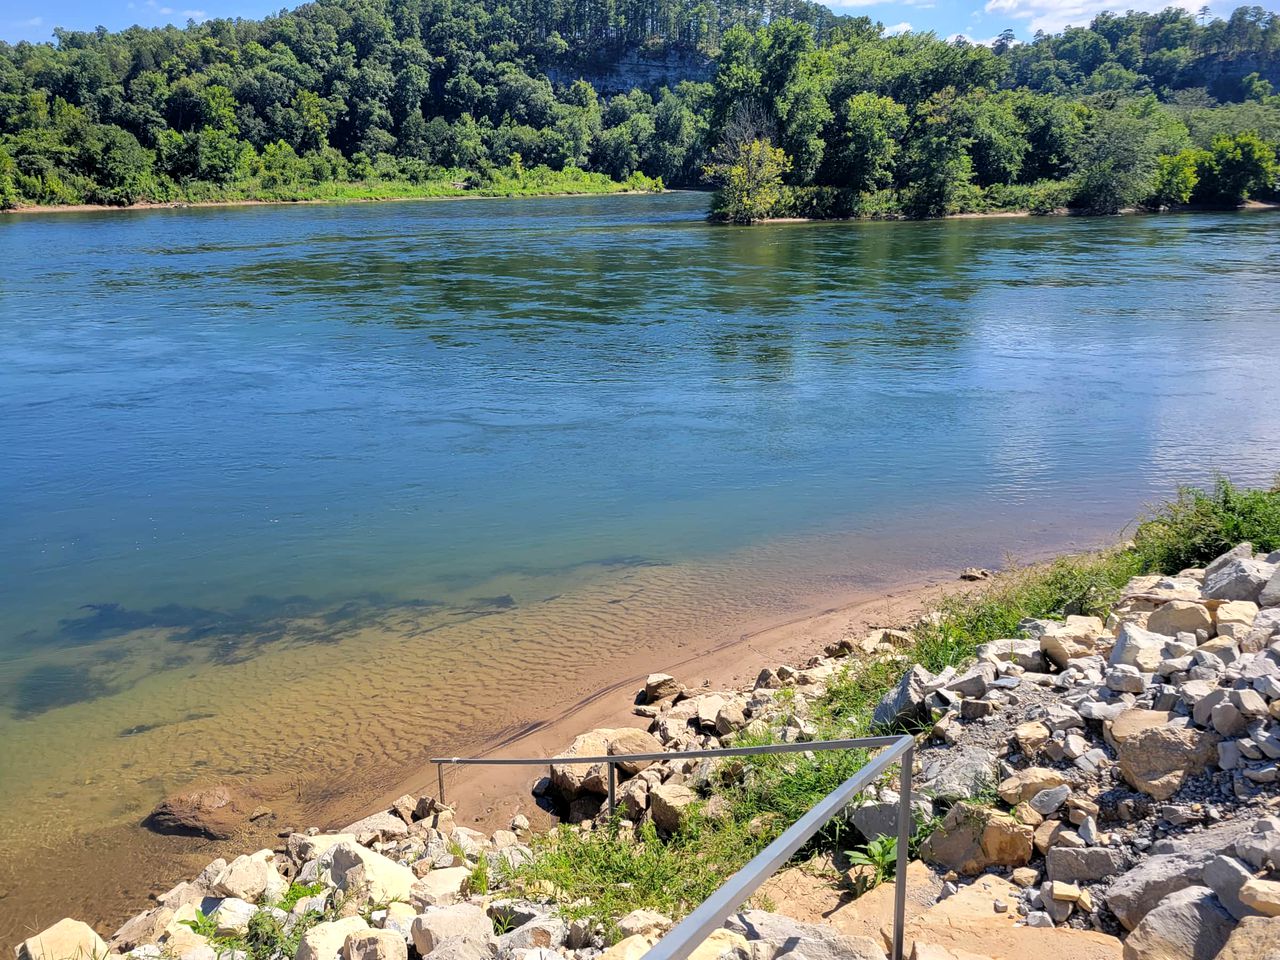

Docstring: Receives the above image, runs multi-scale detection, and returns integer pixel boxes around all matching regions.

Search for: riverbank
[0,168,662,216]
[751,198,1280,225]
[17,478,1280,960]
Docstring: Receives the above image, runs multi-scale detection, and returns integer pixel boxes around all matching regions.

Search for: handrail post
[607,761,617,818]
[891,745,913,960]
[437,762,446,806]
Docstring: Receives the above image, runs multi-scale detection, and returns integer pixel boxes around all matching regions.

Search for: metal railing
[431,734,916,960]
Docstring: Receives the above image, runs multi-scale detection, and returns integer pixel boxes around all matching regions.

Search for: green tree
[706,137,792,223]
[1149,149,1203,206]
[900,88,977,217]
[824,92,907,192]
[1194,131,1278,205]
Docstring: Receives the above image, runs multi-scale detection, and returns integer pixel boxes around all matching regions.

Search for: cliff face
[548,47,714,95]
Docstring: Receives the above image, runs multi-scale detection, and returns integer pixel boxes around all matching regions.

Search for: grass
[515,478,1280,940]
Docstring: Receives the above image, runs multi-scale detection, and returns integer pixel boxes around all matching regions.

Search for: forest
[0,0,1277,219]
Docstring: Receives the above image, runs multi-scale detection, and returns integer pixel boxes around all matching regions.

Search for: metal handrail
[431,734,916,960]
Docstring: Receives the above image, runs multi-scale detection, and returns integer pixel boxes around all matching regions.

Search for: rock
[618,776,650,819]
[977,639,1046,672]
[1239,878,1280,917]
[290,833,358,863]
[341,811,410,844]
[1040,617,1106,670]
[325,842,416,904]
[144,785,243,839]
[919,746,999,801]
[343,930,408,960]
[19,919,108,960]
[899,873,1122,959]
[1011,867,1039,888]
[1112,713,1219,800]
[1261,568,1280,608]
[549,729,614,797]
[1203,855,1262,920]
[998,769,1069,806]
[874,666,933,729]
[1029,785,1070,816]
[1046,847,1133,884]
[1106,665,1147,693]
[599,935,658,960]
[1106,852,1213,930]
[1110,624,1169,673]
[724,910,886,960]
[688,929,750,960]
[410,865,472,907]
[920,803,1033,875]
[212,849,279,901]
[423,937,499,960]
[617,909,673,939]
[1205,543,1255,577]
[497,917,568,952]
[1204,558,1278,603]
[645,674,681,702]
[1235,819,1280,871]
[1015,721,1052,754]
[298,918,371,960]
[1147,602,1213,638]
[945,664,996,699]
[410,905,495,955]
[1121,886,1233,960]
[110,906,174,951]
[715,702,746,737]
[1218,917,1280,960]
[650,783,698,833]
[608,728,665,775]
[210,898,258,936]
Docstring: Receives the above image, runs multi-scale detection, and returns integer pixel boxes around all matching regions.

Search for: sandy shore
[358,575,951,836]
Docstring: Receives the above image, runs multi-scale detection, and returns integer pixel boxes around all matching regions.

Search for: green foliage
[706,138,792,222]
[1130,477,1280,573]
[276,880,325,911]
[845,835,898,889]
[1193,131,1278,205]
[1149,149,1203,206]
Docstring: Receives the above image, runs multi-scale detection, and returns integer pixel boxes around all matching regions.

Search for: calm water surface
[1,193,1279,936]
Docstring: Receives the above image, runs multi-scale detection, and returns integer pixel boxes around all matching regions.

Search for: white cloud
[22,15,43,25]
[885,20,913,34]
[982,0,1199,34]
[181,8,206,17]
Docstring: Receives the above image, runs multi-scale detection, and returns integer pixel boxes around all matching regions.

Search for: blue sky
[1,0,1226,46]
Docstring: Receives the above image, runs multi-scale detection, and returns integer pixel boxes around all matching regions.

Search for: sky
[0,0,1231,46]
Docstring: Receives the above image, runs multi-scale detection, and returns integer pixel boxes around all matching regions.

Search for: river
[1,193,1278,937]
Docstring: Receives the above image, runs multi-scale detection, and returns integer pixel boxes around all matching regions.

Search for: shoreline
[0,187,670,217]
[753,198,1280,225]
[359,573,954,836]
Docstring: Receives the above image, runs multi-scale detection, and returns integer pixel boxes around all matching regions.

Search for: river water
[1,193,1278,937]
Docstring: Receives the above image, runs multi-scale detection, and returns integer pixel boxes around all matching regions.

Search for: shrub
[1130,476,1280,573]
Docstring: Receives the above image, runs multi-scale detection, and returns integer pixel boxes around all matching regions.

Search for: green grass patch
[1130,476,1280,574]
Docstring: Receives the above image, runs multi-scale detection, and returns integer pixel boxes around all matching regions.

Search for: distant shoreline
[749,198,1280,225]
[1,186,667,217]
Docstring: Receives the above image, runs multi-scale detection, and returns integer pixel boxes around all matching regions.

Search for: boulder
[1106,852,1214,930]
[1146,602,1213,638]
[688,930,750,960]
[341,811,410,845]
[210,898,258,936]
[410,865,472,907]
[1204,558,1278,603]
[899,874,1122,960]
[607,728,665,775]
[1040,617,1106,670]
[325,842,417,904]
[144,785,243,839]
[650,783,698,833]
[1261,567,1280,608]
[1109,623,1169,673]
[497,917,568,952]
[1239,878,1280,917]
[289,833,358,863]
[110,906,175,951]
[874,666,933,729]
[998,768,1069,806]
[919,746,998,801]
[1203,856,1262,920]
[617,909,673,940]
[421,938,498,960]
[725,910,886,960]
[212,849,279,901]
[1111,714,1219,800]
[977,639,1046,672]
[920,803,1033,876]
[410,904,496,955]
[297,918,370,960]
[645,674,681,702]
[343,930,408,960]
[19,919,108,960]
[1121,886,1233,960]
[549,729,614,797]
[1213,916,1280,960]
[599,935,658,960]
[1046,847,1133,884]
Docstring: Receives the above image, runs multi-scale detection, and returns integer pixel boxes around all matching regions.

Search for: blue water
[3,192,1280,674]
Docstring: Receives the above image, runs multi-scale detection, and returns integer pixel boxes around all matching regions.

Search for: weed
[845,835,898,890]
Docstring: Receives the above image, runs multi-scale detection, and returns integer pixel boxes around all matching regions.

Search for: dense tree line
[0,0,1276,217]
